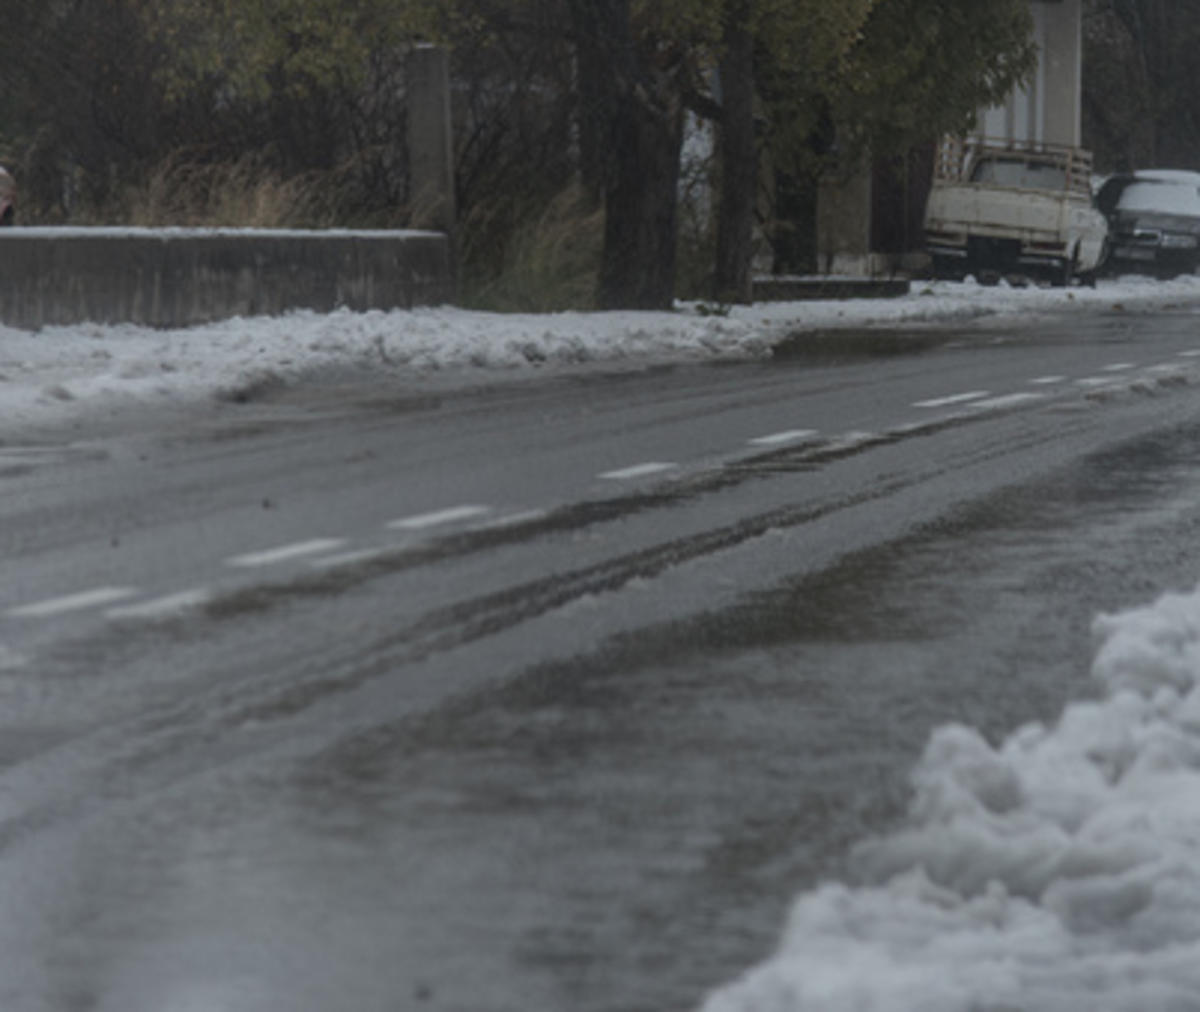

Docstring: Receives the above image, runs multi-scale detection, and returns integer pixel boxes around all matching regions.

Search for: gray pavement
[4,307,1200,1010]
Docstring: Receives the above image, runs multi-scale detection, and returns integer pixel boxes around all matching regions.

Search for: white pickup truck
[924,137,1108,286]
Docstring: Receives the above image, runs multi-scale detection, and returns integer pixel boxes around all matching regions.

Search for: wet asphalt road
[6,305,1200,1010]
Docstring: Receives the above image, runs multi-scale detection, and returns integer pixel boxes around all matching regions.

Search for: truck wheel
[1053,248,1078,288]
[931,256,961,281]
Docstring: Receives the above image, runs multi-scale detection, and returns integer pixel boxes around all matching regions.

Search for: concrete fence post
[406,45,456,238]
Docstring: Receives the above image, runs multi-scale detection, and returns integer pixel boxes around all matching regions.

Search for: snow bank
[700,583,1200,1012]
[1,274,1198,432]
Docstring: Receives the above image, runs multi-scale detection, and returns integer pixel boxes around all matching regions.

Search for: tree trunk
[598,84,683,310]
[569,0,683,310]
[574,27,610,201]
[713,4,757,304]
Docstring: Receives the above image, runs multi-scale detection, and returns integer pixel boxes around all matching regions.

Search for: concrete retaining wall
[0,227,455,330]
[753,277,910,301]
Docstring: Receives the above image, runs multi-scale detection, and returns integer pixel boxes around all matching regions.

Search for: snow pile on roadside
[700,583,1200,1012]
[1,274,1199,431]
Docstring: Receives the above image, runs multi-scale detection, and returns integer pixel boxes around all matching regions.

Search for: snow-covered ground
[703,586,1200,1011]
[2,273,1200,433]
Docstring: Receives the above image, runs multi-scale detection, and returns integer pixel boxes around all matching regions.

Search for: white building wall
[1041,0,1082,147]
[980,0,1080,148]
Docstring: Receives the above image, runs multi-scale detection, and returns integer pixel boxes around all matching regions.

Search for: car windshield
[970,157,1067,191]
[1116,180,1200,216]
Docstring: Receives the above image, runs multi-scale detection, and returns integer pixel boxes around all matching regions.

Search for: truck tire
[931,255,963,281]
[1053,246,1079,288]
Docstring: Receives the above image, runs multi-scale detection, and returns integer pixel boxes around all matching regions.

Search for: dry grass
[117,153,340,229]
[460,184,604,312]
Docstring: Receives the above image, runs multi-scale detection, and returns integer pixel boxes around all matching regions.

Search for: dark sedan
[1097,170,1200,278]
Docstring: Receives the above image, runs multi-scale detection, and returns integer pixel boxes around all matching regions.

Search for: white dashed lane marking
[226,538,349,568]
[824,431,880,451]
[969,392,1046,410]
[1180,350,1200,358]
[599,462,677,481]
[9,586,139,619]
[475,509,548,530]
[107,589,212,621]
[748,429,819,447]
[20,352,1170,628]
[387,505,491,531]
[310,511,544,570]
[309,547,393,570]
[913,391,990,409]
